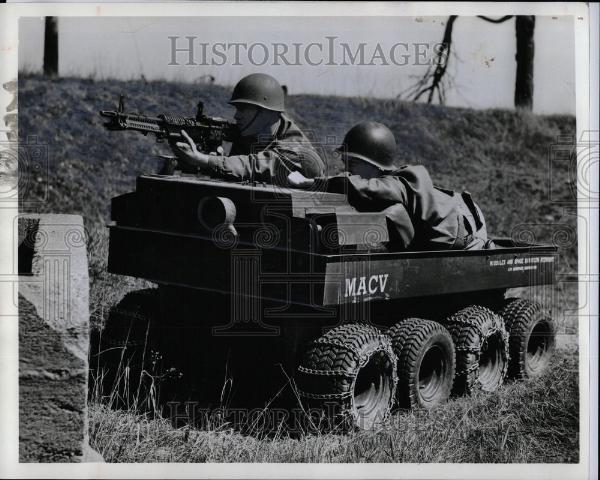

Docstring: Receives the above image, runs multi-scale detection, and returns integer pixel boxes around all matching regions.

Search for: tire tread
[388,318,455,408]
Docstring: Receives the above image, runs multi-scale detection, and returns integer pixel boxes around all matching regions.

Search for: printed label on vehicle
[488,256,555,272]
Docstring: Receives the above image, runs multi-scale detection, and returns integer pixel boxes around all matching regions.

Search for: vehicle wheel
[388,319,455,409]
[92,288,161,409]
[296,323,397,431]
[499,298,556,379]
[445,305,509,395]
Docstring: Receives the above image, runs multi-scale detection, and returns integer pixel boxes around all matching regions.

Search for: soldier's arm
[327,166,433,210]
[326,175,409,210]
[206,145,324,182]
[173,129,325,181]
[205,151,277,181]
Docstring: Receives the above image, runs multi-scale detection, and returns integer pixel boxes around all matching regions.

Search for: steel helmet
[229,73,285,112]
[337,121,397,171]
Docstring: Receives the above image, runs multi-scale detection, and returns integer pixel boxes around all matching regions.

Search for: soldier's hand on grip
[173,130,209,170]
[287,171,314,189]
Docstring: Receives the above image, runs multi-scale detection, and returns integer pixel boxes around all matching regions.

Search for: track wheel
[388,319,455,409]
[445,305,509,395]
[499,298,556,379]
[296,324,397,431]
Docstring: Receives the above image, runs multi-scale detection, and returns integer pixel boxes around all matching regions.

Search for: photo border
[0,2,597,479]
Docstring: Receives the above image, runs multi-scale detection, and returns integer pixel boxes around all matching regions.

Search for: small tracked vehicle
[98,173,557,430]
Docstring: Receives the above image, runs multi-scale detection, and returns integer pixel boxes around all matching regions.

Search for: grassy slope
[19,76,575,244]
[18,74,579,462]
[18,73,578,332]
[91,351,578,463]
[18,73,578,264]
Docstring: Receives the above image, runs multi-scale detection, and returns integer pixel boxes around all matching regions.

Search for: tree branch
[477,15,513,24]
[399,15,457,104]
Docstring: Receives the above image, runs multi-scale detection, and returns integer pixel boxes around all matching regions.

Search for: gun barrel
[99,101,237,149]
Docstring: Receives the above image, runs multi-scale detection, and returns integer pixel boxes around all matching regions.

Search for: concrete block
[18,214,102,462]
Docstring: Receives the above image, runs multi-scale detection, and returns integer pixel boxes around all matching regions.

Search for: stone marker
[18,214,103,462]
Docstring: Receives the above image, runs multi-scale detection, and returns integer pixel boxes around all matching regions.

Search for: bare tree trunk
[43,17,59,77]
[514,15,535,110]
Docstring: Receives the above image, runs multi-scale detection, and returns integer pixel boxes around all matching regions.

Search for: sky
[18,15,576,114]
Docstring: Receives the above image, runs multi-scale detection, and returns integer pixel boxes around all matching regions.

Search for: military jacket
[327,165,483,250]
[206,114,325,184]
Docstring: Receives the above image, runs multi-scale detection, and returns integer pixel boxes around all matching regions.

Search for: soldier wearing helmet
[171,73,325,184]
[288,121,493,251]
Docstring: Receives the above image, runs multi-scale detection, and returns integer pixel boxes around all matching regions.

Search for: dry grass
[88,351,578,463]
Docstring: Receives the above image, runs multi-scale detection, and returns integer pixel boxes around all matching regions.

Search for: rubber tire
[388,319,455,409]
[445,305,509,395]
[499,298,556,379]
[93,288,160,409]
[296,324,397,431]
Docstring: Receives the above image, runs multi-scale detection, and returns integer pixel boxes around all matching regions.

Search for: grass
[89,351,578,463]
[17,72,580,463]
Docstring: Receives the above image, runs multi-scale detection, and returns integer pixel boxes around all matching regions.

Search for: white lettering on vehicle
[368,276,378,294]
[356,277,367,295]
[345,274,389,297]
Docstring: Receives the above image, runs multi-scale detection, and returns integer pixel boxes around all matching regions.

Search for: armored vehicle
[97,173,557,430]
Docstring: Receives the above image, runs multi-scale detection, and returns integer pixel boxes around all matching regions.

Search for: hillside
[18,74,577,313]
[18,72,577,256]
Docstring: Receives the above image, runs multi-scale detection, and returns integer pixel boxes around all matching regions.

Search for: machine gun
[99,94,237,154]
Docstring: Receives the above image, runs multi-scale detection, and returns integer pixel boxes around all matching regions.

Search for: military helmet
[337,121,397,171]
[229,73,285,112]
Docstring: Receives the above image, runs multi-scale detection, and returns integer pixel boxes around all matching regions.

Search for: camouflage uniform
[205,114,325,184]
[327,165,491,250]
